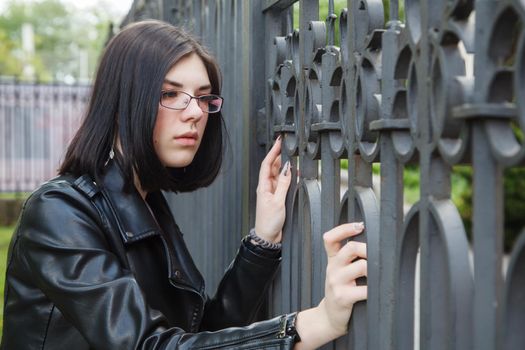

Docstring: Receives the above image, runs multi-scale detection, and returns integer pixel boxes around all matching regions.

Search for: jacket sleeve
[14,182,295,350]
[199,237,281,331]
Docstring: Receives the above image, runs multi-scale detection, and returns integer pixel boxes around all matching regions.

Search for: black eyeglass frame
[159,90,224,113]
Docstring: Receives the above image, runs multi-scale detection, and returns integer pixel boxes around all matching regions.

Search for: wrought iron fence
[0,80,90,192]
[122,1,525,349]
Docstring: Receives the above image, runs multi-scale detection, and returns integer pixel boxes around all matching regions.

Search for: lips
[174,132,198,146]
[175,131,198,139]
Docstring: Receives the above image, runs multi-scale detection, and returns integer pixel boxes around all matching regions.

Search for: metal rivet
[125,231,134,238]
[174,270,182,278]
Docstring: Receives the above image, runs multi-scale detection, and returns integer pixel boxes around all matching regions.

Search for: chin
[164,158,195,168]
[157,148,199,168]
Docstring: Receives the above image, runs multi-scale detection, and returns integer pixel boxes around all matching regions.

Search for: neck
[134,174,148,200]
[114,138,148,200]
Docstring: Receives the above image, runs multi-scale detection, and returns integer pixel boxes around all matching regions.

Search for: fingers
[323,222,365,258]
[322,223,368,323]
[335,241,367,265]
[271,155,281,177]
[339,285,368,304]
[274,161,292,201]
[325,255,368,309]
[326,271,368,310]
[259,137,282,181]
[269,156,282,191]
[258,138,284,194]
[326,244,367,296]
[339,258,367,281]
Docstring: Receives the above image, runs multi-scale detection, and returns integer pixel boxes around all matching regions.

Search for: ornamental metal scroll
[123,0,525,349]
[263,1,524,349]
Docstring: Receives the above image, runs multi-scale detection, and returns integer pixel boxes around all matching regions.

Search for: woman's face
[153,53,211,168]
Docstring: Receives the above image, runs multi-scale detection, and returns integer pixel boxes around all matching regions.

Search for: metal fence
[124,1,525,349]
[0,80,90,192]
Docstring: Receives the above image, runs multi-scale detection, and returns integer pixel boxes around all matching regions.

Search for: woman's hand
[254,136,292,243]
[294,223,367,349]
[321,222,368,335]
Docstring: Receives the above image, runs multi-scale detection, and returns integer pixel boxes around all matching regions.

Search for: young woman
[1,20,367,349]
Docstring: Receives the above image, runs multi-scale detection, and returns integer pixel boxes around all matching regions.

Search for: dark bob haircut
[59,20,224,193]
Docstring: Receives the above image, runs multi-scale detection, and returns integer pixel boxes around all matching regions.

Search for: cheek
[153,112,168,144]
[152,126,160,148]
[198,115,209,134]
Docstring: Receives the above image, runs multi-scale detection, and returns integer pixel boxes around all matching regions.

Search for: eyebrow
[163,79,212,92]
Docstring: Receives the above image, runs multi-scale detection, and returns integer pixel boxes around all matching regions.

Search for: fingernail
[282,161,290,176]
[353,222,364,231]
[277,134,282,141]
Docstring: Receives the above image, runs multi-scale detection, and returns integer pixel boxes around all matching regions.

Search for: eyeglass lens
[161,91,222,113]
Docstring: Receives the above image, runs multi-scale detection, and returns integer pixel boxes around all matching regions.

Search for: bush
[341,161,524,253]
[422,165,524,253]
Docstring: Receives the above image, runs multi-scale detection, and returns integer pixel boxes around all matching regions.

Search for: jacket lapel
[101,160,205,294]
[101,160,160,244]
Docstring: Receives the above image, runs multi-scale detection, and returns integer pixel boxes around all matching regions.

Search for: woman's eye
[165,91,178,98]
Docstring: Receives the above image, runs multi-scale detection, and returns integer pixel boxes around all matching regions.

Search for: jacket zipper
[194,316,287,349]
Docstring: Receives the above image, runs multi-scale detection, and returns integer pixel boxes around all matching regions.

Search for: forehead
[163,53,211,89]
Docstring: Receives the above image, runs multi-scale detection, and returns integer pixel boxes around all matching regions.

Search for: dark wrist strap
[249,228,282,250]
[277,312,301,343]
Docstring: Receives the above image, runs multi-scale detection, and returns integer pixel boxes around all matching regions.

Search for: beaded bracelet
[249,228,282,250]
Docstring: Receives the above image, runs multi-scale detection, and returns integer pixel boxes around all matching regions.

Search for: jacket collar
[100,160,205,292]
[101,160,160,244]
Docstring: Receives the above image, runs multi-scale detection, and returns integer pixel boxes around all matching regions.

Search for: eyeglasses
[160,90,224,113]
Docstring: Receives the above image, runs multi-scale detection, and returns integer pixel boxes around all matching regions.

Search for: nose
[181,97,204,122]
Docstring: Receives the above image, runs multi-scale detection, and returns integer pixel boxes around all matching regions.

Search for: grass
[0,193,29,200]
[0,225,15,340]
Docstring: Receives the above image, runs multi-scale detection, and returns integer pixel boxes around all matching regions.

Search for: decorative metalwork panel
[124,1,525,349]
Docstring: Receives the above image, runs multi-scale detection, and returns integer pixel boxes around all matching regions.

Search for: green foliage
[450,166,472,219]
[447,166,525,253]
[0,29,22,75]
[382,0,406,22]
[452,166,473,235]
[503,167,525,252]
[318,0,347,46]
[291,1,406,55]
[512,122,524,143]
[401,165,525,253]
[0,193,29,200]
[292,0,347,44]
[341,159,524,253]
[0,225,15,338]
[403,165,420,205]
[0,0,117,82]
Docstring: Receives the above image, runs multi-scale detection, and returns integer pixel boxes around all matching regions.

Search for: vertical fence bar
[471,1,504,349]
[472,123,504,350]
[418,0,432,349]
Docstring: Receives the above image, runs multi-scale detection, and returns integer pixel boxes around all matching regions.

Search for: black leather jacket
[1,161,297,349]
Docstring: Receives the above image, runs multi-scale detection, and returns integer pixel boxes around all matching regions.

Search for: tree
[0,0,121,82]
[0,28,21,76]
